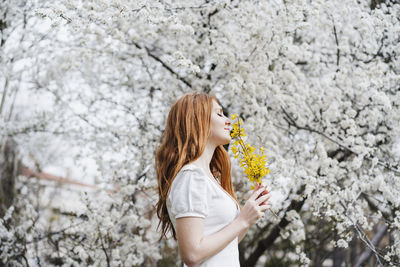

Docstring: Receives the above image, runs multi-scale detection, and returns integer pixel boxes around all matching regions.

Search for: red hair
[155,92,238,240]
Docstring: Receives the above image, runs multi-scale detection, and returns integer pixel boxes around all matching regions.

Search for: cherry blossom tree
[1,0,400,266]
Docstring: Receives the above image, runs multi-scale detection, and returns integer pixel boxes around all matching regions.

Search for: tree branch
[280,106,400,175]
[332,19,340,68]
[131,41,193,89]
[354,224,388,267]
[20,164,97,189]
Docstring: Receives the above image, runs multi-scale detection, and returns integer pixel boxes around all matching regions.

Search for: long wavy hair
[155,92,238,240]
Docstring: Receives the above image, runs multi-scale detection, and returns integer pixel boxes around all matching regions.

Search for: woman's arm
[176,188,270,266]
[237,225,250,243]
[176,216,248,266]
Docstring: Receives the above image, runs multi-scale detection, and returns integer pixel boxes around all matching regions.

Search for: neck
[192,142,217,176]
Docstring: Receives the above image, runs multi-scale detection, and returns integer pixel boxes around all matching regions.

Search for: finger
[258,204,271,212]
[255,183,262,190]
[256,185,266,192]
[261,203,271,209]
[255,193,271,205]
[259,200,271,207]
[250,188,265,201]
[259,188,269,196]
[258,200,271,208]
[256,193,271,204]
[255,184,264,192]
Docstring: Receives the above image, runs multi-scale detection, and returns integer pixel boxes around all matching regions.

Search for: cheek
[212,119,224,131]
[210,116,220,128]
[210,120,223,136]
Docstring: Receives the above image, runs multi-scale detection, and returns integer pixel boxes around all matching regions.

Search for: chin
[221,136,231,145]
[211,134,231,146]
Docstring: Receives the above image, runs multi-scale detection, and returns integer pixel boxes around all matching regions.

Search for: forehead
[212,100,222,110]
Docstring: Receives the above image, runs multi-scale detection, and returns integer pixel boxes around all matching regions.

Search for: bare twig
[354,224,388,267]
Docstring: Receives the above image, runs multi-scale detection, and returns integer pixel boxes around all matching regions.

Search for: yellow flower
[230,114,270,188]
[230,116,246,139]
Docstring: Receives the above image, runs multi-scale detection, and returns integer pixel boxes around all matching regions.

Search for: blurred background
[1,0,400,266]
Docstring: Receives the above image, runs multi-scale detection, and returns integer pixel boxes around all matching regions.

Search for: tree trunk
[0,138,20,218]
[332,247,344,267]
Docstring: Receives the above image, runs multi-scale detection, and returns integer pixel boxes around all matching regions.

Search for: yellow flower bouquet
[230,114,270,188]
[230,114,278,218]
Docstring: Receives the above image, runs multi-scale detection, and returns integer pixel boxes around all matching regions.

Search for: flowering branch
[230,114,270,188]
[281,106,400,175]
[230,114,278,219]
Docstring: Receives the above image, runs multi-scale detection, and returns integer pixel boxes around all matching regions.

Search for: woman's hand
[236,187,271,227]
[254,183,270,205]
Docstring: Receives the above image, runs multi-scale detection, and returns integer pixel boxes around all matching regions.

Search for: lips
[224,128,231,131]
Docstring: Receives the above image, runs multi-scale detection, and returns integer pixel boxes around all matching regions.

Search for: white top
[166,163,240,267]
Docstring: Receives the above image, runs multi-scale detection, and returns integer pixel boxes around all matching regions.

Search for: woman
[156,92,271,266]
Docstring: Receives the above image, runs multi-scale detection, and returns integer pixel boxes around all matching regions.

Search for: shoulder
[167,164,211,219]
[179,163,203,174]
[175,163,206,180]
[170,164,210,192]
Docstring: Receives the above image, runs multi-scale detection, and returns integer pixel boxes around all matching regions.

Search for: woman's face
[208,100,231,146]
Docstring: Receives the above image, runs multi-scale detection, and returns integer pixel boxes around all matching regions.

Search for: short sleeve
[168,168,209,219]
